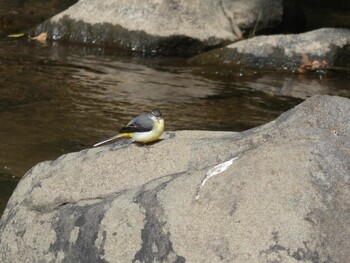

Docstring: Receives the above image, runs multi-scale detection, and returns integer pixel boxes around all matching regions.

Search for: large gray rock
[190,28,350,72]
[31,0,283,56]
[1,95,350,262]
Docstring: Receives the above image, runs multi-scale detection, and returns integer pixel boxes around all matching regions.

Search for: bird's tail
[93,133,131,147]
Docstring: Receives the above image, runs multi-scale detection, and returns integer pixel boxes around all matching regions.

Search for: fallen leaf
[7,33,25,38]
[297,54,328,73]
[30,32,48,44]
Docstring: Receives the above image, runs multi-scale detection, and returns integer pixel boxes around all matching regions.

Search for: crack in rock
[132,175,186,263]
[260,231,323,263]
[219,0,242,39]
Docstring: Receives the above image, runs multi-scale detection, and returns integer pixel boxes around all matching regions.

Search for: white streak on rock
[195,156,238,200]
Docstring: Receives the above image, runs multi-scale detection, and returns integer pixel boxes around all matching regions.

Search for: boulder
[30,0,283,56]
[1,95,350,262]
[189,28,350,72]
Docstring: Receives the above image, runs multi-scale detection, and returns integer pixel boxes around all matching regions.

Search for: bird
[93,109,164,147]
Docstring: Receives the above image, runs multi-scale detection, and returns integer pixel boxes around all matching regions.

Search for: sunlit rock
[1,95,350,262]
[190,28,350,72]
[30,0,283,56]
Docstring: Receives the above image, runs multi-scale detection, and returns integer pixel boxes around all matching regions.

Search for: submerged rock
[190,28,350,72]
[30,0,283,56]
[1,95,350,262]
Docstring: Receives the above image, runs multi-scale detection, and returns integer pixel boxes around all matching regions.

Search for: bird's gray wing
[119,113,153,133]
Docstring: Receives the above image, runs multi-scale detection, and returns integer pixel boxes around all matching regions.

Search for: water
[0,39,349,216]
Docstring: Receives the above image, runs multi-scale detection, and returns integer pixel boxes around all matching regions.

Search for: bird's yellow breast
[132,119,164,143]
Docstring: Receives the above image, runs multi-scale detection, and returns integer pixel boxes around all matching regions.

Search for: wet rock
[189,28,350,72]
[30,0,283,56]
[1,95,350,262]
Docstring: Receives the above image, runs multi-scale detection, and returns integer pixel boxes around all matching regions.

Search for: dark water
[0,39,349,216]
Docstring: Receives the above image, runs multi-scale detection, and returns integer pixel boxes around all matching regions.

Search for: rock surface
[30,0,283,56]
[190,27,350,72]
[1,95,350,262]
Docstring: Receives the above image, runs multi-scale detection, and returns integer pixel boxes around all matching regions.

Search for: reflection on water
[0,40,349,216]
[244,74,350,99]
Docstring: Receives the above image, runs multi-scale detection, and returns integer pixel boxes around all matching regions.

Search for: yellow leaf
[7,33,25,38]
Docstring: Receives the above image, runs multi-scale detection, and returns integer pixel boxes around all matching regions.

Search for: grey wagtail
[93,109,164,147]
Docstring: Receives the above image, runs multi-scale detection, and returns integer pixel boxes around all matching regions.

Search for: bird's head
[150,109,163,122]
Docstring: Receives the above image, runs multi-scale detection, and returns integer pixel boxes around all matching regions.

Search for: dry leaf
[30,32,48,44]
[297,54,328,73]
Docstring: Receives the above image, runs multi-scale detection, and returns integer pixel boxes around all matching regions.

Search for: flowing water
[0,39,349,216]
